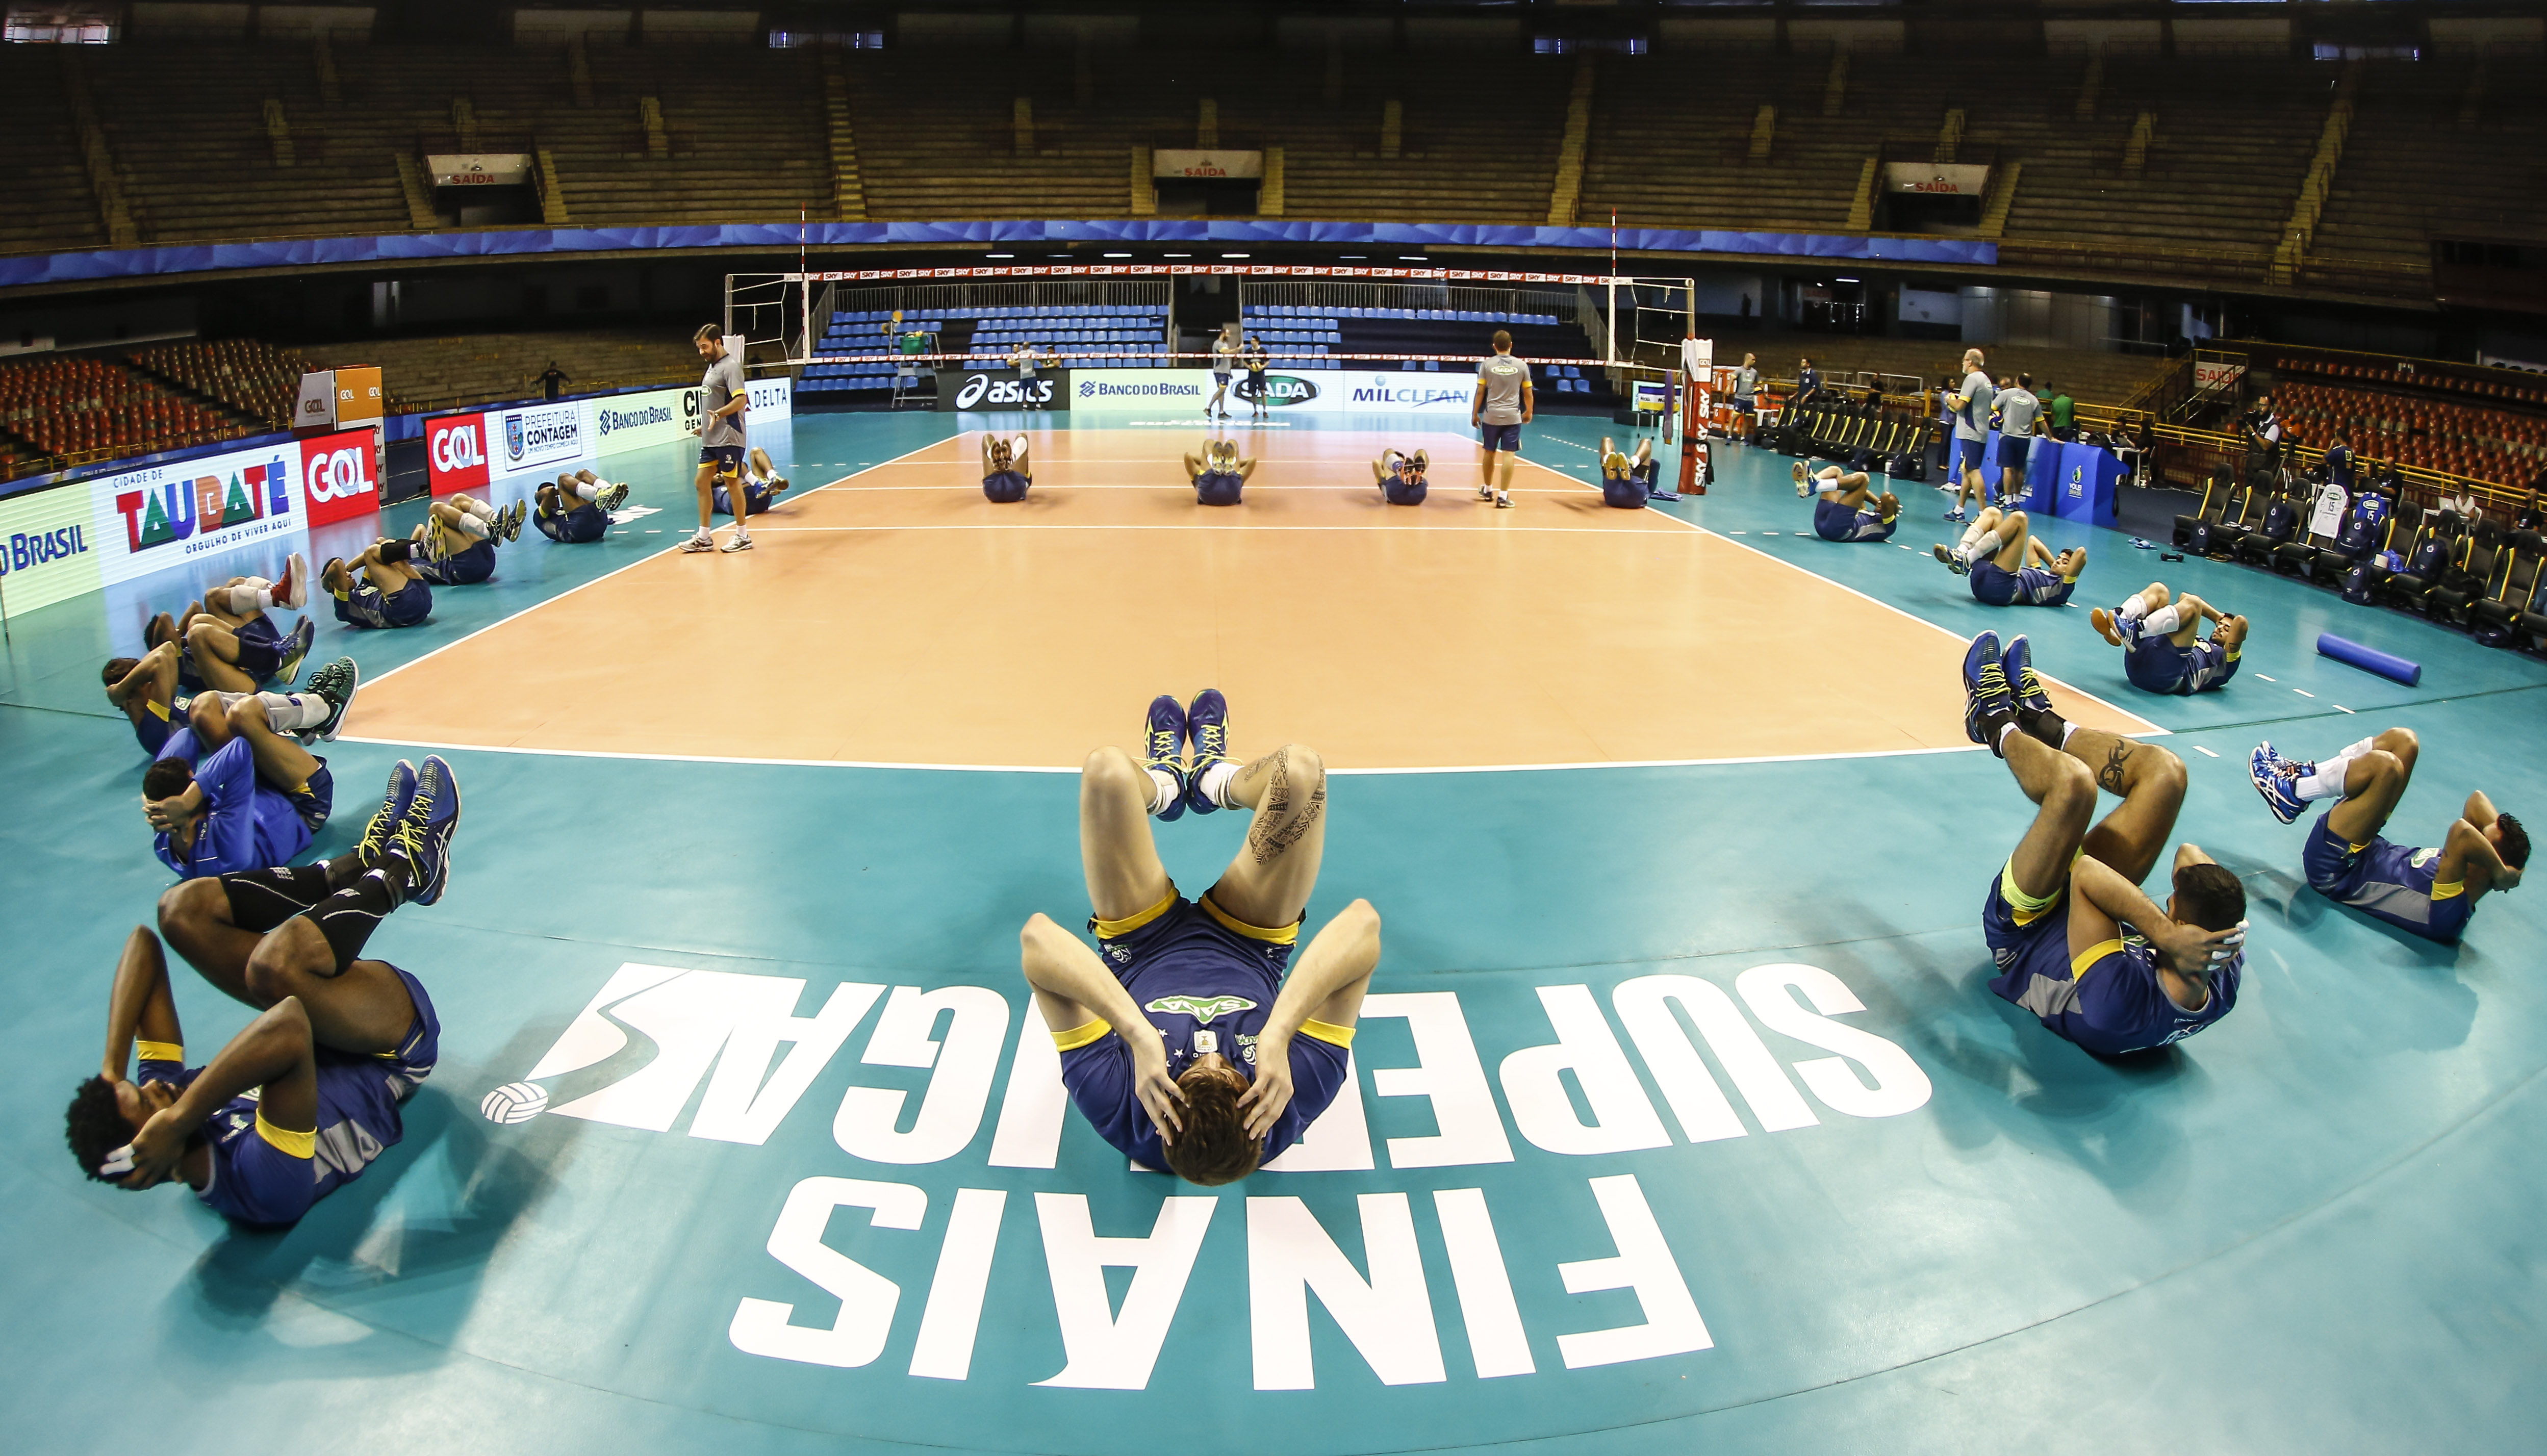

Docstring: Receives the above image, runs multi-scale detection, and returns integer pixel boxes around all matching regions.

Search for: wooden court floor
[345,428,2154,768]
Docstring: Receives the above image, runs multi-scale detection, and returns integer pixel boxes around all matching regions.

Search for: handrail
[2151,423,2536,515]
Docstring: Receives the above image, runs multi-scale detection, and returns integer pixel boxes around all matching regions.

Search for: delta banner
[1070,367,1480,417]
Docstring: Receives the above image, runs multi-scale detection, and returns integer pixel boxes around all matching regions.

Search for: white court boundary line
[346,424,2145,768]
[354,430,963,693]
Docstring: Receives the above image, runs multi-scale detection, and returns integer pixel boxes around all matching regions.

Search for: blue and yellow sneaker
[2002,634,2055,717]
[1184,688,1232,815]
[271,617,317,687]
[1931,542,1970,576]
[2249,741,2309,825]
[1143,694,1190,822]
[353,759,417,869]
[1962,630,2015,755]
[389,754,463,905]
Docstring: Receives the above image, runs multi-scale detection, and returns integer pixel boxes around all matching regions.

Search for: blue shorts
[230,619,284,680]
[1998,436,2031,473]
[1970,560,2076,607]
[1956,436,1986,473]
[286,759,334,832]
[712,482,776,516]
[129,700,181,756]
[1383,476,1428,506]
[982,470,1029,503]
[1981,866,2073,999]
[336,579,432,630]
[1732,396,1754,414]
[1480,422,1522,454]
[2301,812,2471,942]
[1602,475,1650,509]
[700,444,744,478]
[536,502,608,543]
[1195,470,1244,507]
[413,539,495,586]
[2125,637,2238,695]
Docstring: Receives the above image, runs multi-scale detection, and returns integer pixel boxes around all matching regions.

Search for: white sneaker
[1495,490,1514,509]
[276,552,309,610]
[679,533,716,553]
[721,532,755,553]
[1478,483,1495,501]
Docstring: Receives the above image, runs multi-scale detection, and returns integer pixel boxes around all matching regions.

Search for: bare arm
[1520,379,1534,425]
[101,927,184,1083]
[1019,913,1185,1141]
[1241,899,1381,1138]
[1471,380,1486,424]
[123,999,317,1190]
[2440,816,2519,898]
[2068,851,2240,1012]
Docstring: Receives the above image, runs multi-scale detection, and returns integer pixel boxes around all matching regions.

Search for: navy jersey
[414,538,495,586]
[2337,494,2393,554]
[2301,812,2473,942]
[136,967,438,1225]
[1813,497,1894,542]
[1971,560,2077,607]
[335,579,431,630]
[2323,445,2352,490]
[128,697,182,756]
[536,502,608,543]
[1057,889,1352,1171]
[1982,870,2241,1054]
[1382,471,1428,506]
[2124,636,2237,695]
[152,733,317,877]
[982,470,1030,503]
[1195,470,1244,506]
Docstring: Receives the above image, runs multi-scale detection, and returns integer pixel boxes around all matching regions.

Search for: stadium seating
[295,329,699,414]
[803,305,1172,395]
[0,355,249,473]
[2270,370,2547,491]
[130,339,326,429]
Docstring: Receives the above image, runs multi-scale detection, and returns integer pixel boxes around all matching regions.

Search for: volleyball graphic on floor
[479,1081,551,1124]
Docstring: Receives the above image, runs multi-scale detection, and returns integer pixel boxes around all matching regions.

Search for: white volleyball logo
[480,1081,551,1124]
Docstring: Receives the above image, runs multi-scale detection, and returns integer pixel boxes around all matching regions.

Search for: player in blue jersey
[143,658,357,878]
[716,447,795,516]
[409,494,522,586]
[536,469,628,543]
[1021,692,1380,1185]
[982,432,1032,503]
[323,540,434,629]
[1184,438,1256,507]
[65,756,460,1227]
[2091,582,2247,696]
[1962,630,2249,1054]
[2249,727,2526,943]
[1795,461,1901,542]
[1374,446,1429,505]
[1931,504,2085,607]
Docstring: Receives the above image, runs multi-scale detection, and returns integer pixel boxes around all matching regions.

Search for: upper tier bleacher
[0,40,2535,313]
[0,355,249,475]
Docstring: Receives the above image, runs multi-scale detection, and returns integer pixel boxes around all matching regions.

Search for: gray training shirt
[1955,370,1995,441]
[701,350,747,449]
[1998,388,2042,438]
[1477,354,1533,426]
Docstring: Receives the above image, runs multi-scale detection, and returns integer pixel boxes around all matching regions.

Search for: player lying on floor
[536,470,629,543]
[407,494,523,586]
[2091,583,2247,696]
[716,447,794,516]
[2250,727,2525,944]
[1962,630,2248,1054]
[1795,462,1900,542]
[141,659,356,878]
[1374,447,1429,505]
[141,556,315,695]
[1932,505,2085,607]
[1602,437,1681,507]
[1184,439,1256,507]
[65,756,459,1227]
[983,433,1032,503]
[323,541,432,629]
[1020,689,1378,1185]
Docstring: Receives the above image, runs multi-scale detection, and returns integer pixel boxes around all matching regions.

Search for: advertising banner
[425,411,491,494]
[744,375,794,421]
[1069,367,1487,417]
[591,386,693,454]
[1882,164,1992,196]
[489,399,589,476]
[0,476,104,618]
[427,153,532,187]
[1152,149,1263,179]
[88,439,308,585]
[300,427,383,526]
[294,369,336,429]
[333,365,384,425]
[935,367,1071,412]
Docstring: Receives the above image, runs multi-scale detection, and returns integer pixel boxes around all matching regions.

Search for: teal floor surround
[3,408,2541,1454]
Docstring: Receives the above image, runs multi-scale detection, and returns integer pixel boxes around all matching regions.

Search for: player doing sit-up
[1932,504,2085,606]
[1184,439,1256,506]
[2091,583,2246,696]
[1374,447,1429,506]
[2249,728,2525,943]
[983,433,1032,503]
[1795,462,1900,542]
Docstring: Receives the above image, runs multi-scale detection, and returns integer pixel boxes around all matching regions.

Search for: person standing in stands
[1472,330,1533,511]
[536,362,569,402]
[2045,381,2076,441]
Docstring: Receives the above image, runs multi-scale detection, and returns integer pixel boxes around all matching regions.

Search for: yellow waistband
[135,1039,183,1064]
[146,699,170,723]
[2431,879,2465,901]
[2071,938,2126,980]
[254,1110,317,1159]
[1199,891,1302,946]
[1300,1018,1355,1048]
[1090,884,1178,939]
[2001,852,2067,926]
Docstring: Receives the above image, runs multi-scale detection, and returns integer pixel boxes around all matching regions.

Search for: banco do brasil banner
[1068,367,1479,416]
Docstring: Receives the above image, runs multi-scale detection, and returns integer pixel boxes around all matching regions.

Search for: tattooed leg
[2061,726,2187,885]
[1203,743,1329,929]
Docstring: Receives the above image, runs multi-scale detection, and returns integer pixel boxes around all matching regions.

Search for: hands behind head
[2153,918,2247,979]
[1130,1032,1186,1146]
[1237,1050,1295,1142]
[143,785,195,834]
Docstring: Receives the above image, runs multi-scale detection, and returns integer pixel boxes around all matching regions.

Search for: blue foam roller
[2316,633,2421,686]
